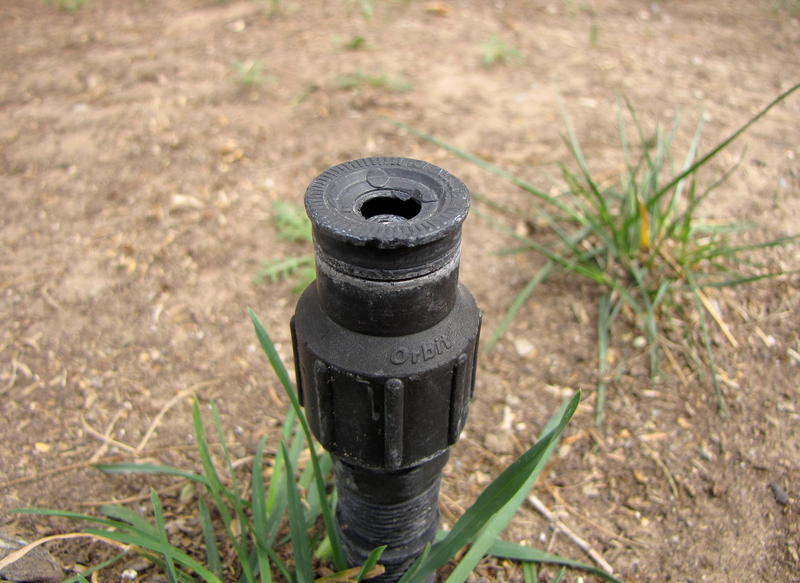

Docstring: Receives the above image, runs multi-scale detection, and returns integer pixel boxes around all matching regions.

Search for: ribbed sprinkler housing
[290,157,481,583]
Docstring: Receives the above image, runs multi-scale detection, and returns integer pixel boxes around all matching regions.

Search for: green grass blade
[686,271,729,418]
[151,489,179,583]
[81,528,223,583]
[356,546,387,582]
[596,291,612,428]
[667,112,704,227]
[96,463,210,487]
[487,540,624,583]
[485,261,554,353]
[211,402,249,551]
[484,226,594,353]
[251,435,273,583]
[282,442,314,583]
[692,269,799,289]
[250,309,348,571]
[265,546,293,583]
[198,498,223,580]
[474,209,610,286]
[388,120,588,226]
[400,392,581,583]
[402,543,432,583]
[549,567,566,583]
[653,82,800,204]
[443,398,571,583]
[682,234,800,265]
[98,505,157,538]
[61,551,129,583]
[304,449,333,526]
[137,552,197,583]
[522,562,537,583]
[267,408,297,515]
[13,508,149,535]
[192,399,256,583]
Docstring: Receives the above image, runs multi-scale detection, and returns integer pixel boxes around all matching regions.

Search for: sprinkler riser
[291,158,481,583]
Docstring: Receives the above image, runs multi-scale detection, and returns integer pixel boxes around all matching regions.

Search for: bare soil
[1,1,799,582]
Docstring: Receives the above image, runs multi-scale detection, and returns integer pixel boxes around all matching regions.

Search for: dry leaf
[638,432,668,442]
[425,1,451,16]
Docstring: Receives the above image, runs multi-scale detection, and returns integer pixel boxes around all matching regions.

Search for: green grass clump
[337,70,413,92]
[46,0,90,11]
[394,82,800,424]
[7,312,625,583]
[344,35,367,50]
[480,36,522,66]
[254,201,315,293]
[233,61,273,87]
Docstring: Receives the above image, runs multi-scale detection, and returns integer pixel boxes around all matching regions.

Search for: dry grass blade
[0,533,129,572]
[527,494,615,575]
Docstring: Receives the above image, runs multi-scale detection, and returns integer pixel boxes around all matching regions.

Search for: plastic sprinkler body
[291,158,481,583]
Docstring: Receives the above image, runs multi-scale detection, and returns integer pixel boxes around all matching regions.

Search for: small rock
[632,336,647,349]
[513,338,536,358]
[768,483,791,506]
[126,561,153,573]
[0,531,62,583]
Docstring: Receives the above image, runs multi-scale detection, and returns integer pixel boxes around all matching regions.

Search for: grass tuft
[254,201,315,292]
[391,82,800,423]
[46,0,90,11]
[337,70,413,92]
[7,311,619,583]
[233,61,274,87]
[480,36,522,66]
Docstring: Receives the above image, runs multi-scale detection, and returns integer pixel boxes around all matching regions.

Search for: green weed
[232,61,272,87]
[773,0,800,15]
[46,0,90,11]
[337,70,413,92]
[6,312,623,583]
[480,36,522,67]
[393,82,800,424]
[254,201,315,293]
[345,35,368,50]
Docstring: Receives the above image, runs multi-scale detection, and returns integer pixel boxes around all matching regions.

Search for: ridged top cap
[305,157,470,248]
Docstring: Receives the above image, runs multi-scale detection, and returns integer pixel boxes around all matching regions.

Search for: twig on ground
[549,487,648,548]
[135,379,221,454]
[640,442,679,501]
[82,411,134,458]
[40,286,63,312]
[528,493,615,575]
[695,289,738,348]
[79,480,188,507]
[658,338,689,388]
[85,409,130,463]
[439,491,466,519]
[1,357,18,397]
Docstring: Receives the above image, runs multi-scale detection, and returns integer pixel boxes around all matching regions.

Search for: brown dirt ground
[1,0,799,582]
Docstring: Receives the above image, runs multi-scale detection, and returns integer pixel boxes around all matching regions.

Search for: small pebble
[513,338,536,358]
[768,482,790,506]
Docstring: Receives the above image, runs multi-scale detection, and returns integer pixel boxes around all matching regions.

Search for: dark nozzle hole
[359,196,421,223]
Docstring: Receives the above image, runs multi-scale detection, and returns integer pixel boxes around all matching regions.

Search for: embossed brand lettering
[390,334,452,365]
